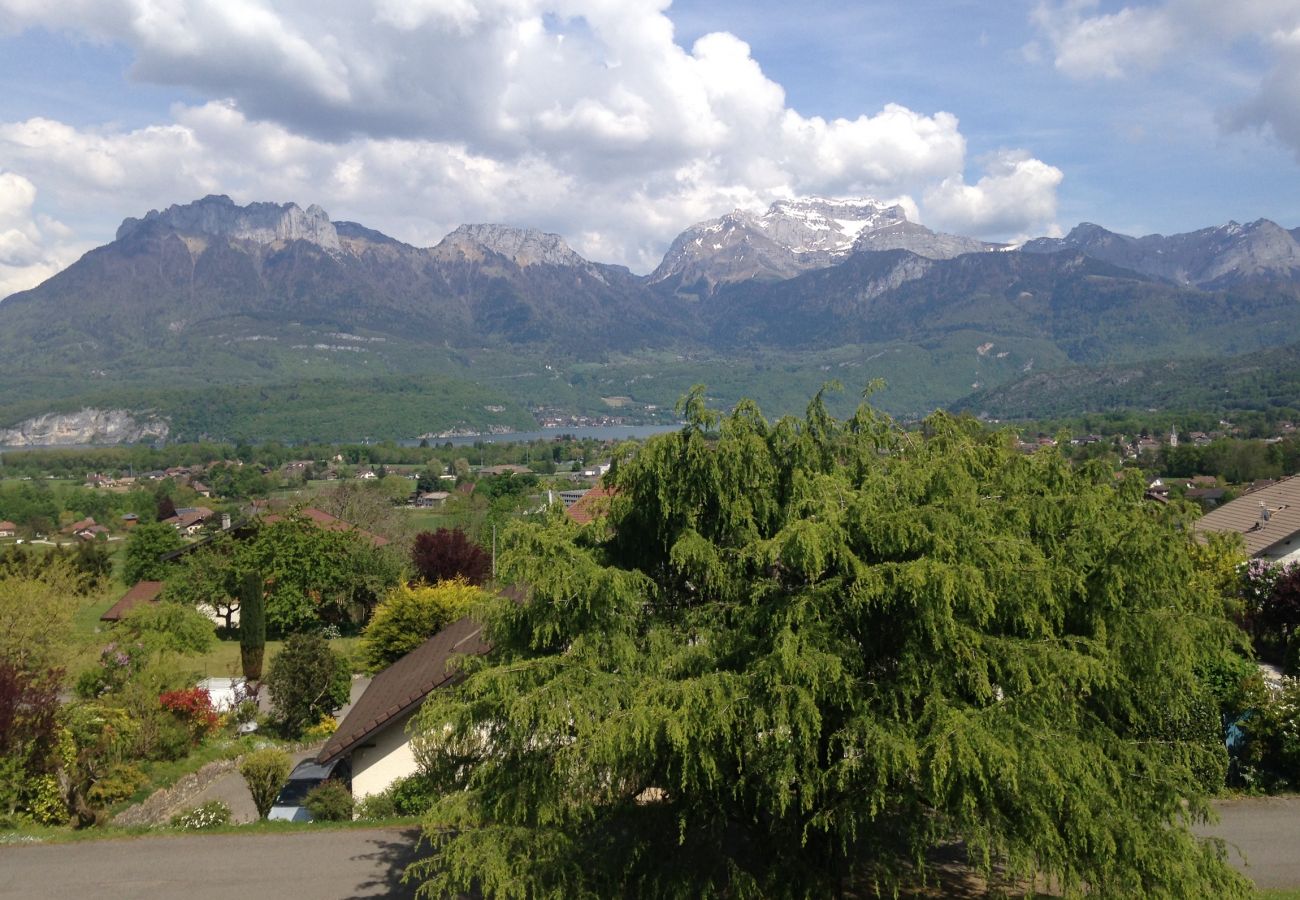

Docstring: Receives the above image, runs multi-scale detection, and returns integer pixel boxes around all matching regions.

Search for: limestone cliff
[0,408,170,446]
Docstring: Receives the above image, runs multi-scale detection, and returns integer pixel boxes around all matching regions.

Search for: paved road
[1200,794,1300,890]
[0,827,423,900]
[4,797,1299,898]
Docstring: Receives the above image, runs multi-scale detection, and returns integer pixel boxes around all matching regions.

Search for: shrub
[86,763,148,806]
[411,528,490,585]
[359,580,485,673]
[304,779,353,821]
[355,791,397,821]
[159,687,220,744]
[116,603,216,656]
[170,800,232,830]
[303,715,338,741]
[355,772,437,820]
[265,633,351,737]
[239,748,291,820]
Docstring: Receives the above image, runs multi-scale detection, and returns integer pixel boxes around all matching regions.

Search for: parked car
[267,757,351,822]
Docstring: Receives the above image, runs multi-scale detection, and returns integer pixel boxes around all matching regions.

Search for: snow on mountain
[650,197,1000,294]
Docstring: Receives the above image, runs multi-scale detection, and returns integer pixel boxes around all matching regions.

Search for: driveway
[1201,795,1300,890]
[0,827,423,900]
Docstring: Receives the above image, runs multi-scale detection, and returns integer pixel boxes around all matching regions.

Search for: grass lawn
[182,636,362,678]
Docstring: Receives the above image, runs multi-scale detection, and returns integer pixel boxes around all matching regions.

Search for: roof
[566,484,617,525]
[317,616,491,765]
[1196,475,1300,557]
[262,507,390,548]
[100,580,166,622]
[0,521,16,531]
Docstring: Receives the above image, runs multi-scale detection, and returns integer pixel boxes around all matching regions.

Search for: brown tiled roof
[0,521,16,531]
[1196,475,1300,557]
[262,507,390,548]
[566,485,617,525]
[317,616,491,765]
[100,581,166,622]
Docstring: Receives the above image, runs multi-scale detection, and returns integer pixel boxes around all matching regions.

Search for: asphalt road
[0,826,423,900]
[1200,794,1300,890]
[4,797,1299,898]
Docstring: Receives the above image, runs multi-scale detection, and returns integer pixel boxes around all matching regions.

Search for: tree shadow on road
[347,826,425,899]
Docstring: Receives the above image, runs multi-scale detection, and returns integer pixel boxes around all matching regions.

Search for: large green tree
[121,522,183,584]
[411,388,1248,898]
[232,513,403,635]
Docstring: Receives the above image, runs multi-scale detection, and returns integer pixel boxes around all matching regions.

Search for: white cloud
[0,0,1064,286]
[0,171,90,299]
[1032,0,1300,157]
[923,151,1064,239]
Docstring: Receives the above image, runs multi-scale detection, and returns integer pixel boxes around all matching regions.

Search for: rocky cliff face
[1022,219,1300,287]
[116,194,342,251]
[434,224,593,268]
[650,197,999,294]
[0,408,170,446]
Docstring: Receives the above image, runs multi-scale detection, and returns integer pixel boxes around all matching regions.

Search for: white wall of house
[1263,543,1300,565]
[350,710,419,800]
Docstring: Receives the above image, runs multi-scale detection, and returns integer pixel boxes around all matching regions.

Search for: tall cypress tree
[239,570,265,682]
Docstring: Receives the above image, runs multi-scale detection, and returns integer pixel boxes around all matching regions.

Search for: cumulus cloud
[923,151,1064,239]
[0,170,89,298]
[0,0,1063,289]
[1032,0,1300,158]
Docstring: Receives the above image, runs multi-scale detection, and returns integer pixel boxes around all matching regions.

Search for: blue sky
[1,0,1298,297]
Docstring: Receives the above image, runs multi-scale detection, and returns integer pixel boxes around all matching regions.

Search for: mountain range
[2,193,1299,443]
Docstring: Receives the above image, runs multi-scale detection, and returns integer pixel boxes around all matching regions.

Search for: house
[1197,476,1300,562]
[479,464,532,476]
[190,481,212,498]
[0,521,16,538]
[315,616,491,801]
[412,491,450,508]
[62,516,98,536]
[100,580,166,622]
[261,507,390,548]
[76,524,110,541]
[164,506,215,536]
[566,485,617,525]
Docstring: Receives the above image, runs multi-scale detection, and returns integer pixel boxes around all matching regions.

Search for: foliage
[170,800,232,830]
[1232,676,1300,791]
[355,772,439,820]
[265,633,352,738]
[303,715,339,741]
[163,536,241,630]
[304,779,354,821]
[115,602,217,657]
[0,662,61,826]
[239,571,266,681]
[233,514,402,635]
[75,642,147,699]
[410,528,491,586]
[411,389,1250,898]
[85,763,148,807]
[121,521,184,584]
[159,688,220,743]
[0,559,84,676]
[239,748,292,820]
[358,579,486,673]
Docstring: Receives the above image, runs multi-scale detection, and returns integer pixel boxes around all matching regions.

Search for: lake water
[407,423,682,447]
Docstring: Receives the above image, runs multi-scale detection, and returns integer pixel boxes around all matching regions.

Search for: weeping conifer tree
[239,570,266,682]
[410,385,1249,899]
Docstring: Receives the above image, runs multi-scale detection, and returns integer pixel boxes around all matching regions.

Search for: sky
[0,0,1298,297]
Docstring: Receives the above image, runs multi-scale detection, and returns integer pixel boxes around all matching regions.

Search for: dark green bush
[304,779,353,821]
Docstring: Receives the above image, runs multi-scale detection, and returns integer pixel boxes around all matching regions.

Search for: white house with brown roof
[0,521,16,538]
[316,616,491,801]
[1197,476,1300,562]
